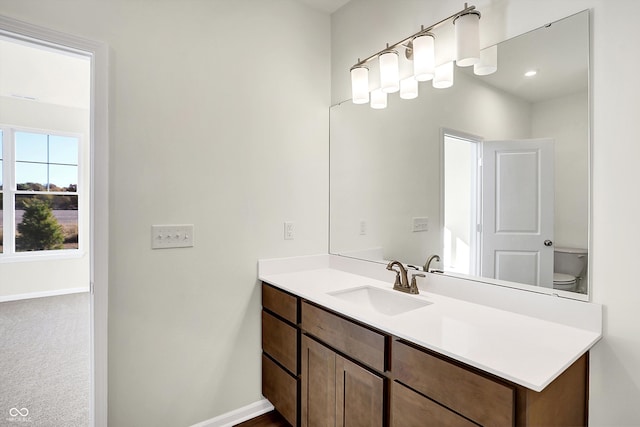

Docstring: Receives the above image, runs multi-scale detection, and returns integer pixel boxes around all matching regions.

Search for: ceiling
[464,12,589,103]
[294,0,351,13]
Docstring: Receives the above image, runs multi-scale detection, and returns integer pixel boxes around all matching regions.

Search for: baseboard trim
[0,287,89,303]
[190,399,274,427]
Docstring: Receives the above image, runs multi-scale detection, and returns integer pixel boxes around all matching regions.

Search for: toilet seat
[553,272,577,290]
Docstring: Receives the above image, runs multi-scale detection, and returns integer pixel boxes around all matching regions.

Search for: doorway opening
[442,131,481,276]
[0,29,93,426]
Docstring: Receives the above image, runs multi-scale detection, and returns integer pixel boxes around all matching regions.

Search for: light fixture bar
[350,3,477,69]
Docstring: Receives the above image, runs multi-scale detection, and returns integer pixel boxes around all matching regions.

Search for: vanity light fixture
[370,89,388,109]
[400,77,419,99]
[412,33,435,81]
[474,45,498,76]
[433,61,454,88]
[379,48,400,93]
[453,10,481,66]
[349,3,489,108]
[350,64,370,104]
[524,70,538,77]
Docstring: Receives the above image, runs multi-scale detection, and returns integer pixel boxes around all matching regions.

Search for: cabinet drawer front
[262,283,298,324]
[262,354,298,427]
[393,340,515,426]
[262,311,298,374]
[391,381,476,427]
[301,302,386,372]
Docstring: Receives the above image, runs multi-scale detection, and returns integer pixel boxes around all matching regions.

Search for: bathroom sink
[327,286,432,316]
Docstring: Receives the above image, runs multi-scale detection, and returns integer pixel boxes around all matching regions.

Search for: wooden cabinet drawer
[391,381,476,427]
[301,301,386,372]
[262,311,298,374]
[262,283,298,324]
[262,354,298,426]
[393,340,515,426]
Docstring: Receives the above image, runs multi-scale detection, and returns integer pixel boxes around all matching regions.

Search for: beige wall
[532,90,589,250]
[332,0,640,424]
[0,0,329,426]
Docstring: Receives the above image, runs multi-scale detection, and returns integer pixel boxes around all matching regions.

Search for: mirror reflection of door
[444,135,555,287]
[481,139,555,287]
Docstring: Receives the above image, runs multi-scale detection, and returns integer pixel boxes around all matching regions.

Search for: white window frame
[0,125,84,261]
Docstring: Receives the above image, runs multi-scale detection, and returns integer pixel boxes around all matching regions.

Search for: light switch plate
[151,224,194,249]
[412,217,429,232]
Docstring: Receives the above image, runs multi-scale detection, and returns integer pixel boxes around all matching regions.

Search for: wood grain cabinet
[262,284,300,426]
[261,282,589,427]
[301,335,384,427]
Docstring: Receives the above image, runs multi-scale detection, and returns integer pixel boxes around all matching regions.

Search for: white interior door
[481,138,554,287]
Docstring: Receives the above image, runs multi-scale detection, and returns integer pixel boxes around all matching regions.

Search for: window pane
[15,194,78,252]
[16,162,47,191]
[15,132,48,163]
[49,135,78,165]
[49,165,78,191]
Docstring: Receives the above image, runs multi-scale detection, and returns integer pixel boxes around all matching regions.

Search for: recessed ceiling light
[524,70,537,77]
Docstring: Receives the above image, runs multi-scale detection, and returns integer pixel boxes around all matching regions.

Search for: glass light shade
[474,45,498,76]
[413,34,435,82]
[370,89,387,109]
[379,50,400,93]
[455,12,480,67]
[399,78,418,100]
[350,66,370,104]
[433,61,454,89]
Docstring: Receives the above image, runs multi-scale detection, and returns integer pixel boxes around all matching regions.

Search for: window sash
[0,126,82,258]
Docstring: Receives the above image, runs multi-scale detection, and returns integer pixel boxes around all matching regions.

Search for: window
[0,128,80,256]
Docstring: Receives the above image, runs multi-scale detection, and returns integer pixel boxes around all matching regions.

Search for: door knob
[544,240,553,247]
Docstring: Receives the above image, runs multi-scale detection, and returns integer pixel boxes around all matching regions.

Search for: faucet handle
[409,273,425,294]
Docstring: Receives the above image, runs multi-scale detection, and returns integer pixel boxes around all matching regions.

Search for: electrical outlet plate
[151,224,194,249]
[284,221,295,240]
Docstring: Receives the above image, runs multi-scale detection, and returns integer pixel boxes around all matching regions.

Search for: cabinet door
[336,355,384,427]
[391,381,476,427]
[301,335,336,427]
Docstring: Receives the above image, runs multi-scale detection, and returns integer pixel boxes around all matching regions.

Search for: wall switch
[284,221,295,240]
[151,224,194,249]
[359,220,367,235]
[412,217,429,232]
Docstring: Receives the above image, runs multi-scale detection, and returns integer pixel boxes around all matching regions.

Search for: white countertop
[259,255,602,392]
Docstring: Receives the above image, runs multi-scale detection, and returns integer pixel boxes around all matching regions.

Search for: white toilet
[553,247,588,292]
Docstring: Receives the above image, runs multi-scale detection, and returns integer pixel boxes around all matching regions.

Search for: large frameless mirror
[330,10,590,300]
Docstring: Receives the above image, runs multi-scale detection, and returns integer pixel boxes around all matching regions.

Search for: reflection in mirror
[330,11,589,298]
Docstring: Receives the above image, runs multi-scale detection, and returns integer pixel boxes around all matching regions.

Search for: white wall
[532,90,589,250]
[330,69,531,266]
[332,0,640,424]
[0,1,329,426]
[0,96,90,297]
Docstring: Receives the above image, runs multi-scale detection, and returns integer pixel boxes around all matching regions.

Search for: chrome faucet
[386,261,420,294]
[424,254,442,273]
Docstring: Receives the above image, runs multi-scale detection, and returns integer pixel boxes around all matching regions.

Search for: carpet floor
[0,293,90,426]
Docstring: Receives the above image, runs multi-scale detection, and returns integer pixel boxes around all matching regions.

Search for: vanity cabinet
[392,339,588,427]
[261,284,299,426]
[300,302,386,426]
[392,339,514,426]
[261,282,589,427]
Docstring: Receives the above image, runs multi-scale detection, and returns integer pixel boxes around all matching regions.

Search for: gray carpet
[0,293,90,426]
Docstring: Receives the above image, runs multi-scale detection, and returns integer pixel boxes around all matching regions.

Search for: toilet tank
[554,247,588,277]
